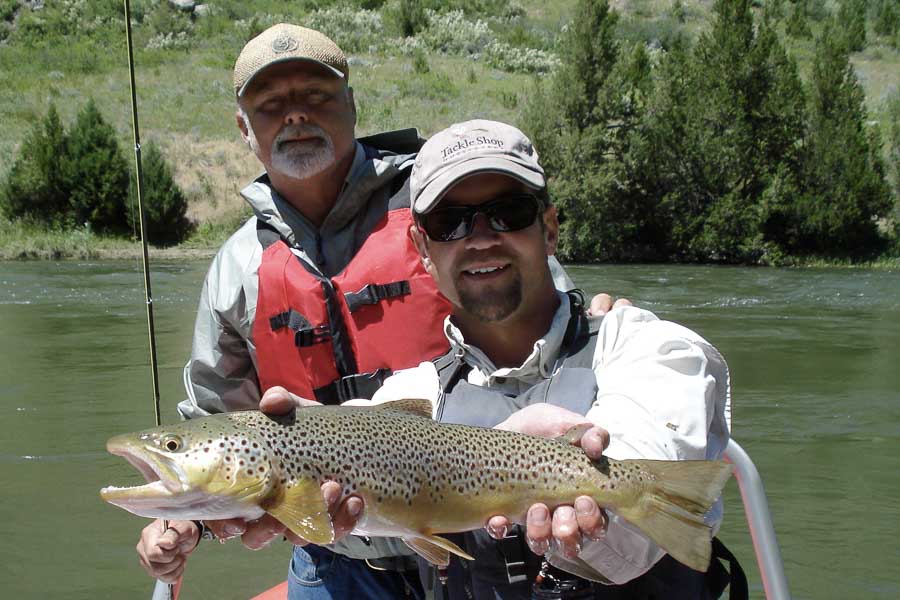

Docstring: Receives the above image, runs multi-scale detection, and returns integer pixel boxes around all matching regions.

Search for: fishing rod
[122,1,175,599]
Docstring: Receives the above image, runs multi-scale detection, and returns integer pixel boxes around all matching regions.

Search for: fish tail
[612,459,732,572]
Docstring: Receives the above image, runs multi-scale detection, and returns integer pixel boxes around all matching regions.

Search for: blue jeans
[288,545,424,600]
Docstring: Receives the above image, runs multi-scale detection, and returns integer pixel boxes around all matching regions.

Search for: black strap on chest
[344,281,411,313]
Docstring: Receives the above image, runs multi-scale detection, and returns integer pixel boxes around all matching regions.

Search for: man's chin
[458,287,521,323]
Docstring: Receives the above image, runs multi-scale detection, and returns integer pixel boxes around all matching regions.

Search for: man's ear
[542,206,559,256]
[348,86,357,126]
[410,224,432,270]
[236,109,250,144]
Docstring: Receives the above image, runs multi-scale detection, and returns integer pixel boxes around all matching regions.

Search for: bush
[0,104,71,225]
[305,7,384,53]
[836,0,867,52]
[128,143,192,246]
[64,99,131,234]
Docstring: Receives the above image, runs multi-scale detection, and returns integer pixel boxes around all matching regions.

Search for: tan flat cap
[233,23,349,97]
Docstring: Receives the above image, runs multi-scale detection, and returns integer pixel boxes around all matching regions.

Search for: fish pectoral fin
[554,423,593,446]
[265,480,334,545]
[403,535,474,567]
[372,398,433,418]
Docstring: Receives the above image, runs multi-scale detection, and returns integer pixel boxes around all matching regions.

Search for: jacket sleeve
[573,306,731,584]
[177,221,263,419]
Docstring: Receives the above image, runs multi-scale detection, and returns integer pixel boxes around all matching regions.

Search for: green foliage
[0,0,18,23]
[65,99,131,233]
[128,143,192,246]
[0,104,71,225]
[412,48,431,74]
[837,0,867,52]
[1,100,191,245]
[785,2,813,38]
[872,0,899,43]
[385,0,429,37]
[796,25,892,255]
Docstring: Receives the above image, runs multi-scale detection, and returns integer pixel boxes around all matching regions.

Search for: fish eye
[161,435,183,452]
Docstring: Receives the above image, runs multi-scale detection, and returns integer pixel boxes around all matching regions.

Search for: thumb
[260,386,321,415]
[168,520,201,553]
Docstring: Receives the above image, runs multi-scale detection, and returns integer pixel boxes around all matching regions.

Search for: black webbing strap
[344,281,411,313]
[709,537,749,600]
[269,309,310,332]
[313,368,393,404]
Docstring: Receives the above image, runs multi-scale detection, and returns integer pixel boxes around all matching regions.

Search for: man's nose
[465,213,501,250]
[284,102,309,125]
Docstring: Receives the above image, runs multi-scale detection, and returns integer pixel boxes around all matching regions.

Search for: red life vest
[252,207,452,404]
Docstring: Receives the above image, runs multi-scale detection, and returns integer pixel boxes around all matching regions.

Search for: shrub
[305,7,384,53]
[836,0,867,52]
[384,0,428,37]
[0,104,71,225]
[128,143,192,246]
[0,0,18,23]
[872,0,899,42]
[64,99,131,234]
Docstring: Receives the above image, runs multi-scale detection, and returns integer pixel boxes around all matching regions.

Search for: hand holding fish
[486,404,610,559]
[587,293,633,317]
[195,386,368,550]
[258,385,366,546]
[136,519,200,583]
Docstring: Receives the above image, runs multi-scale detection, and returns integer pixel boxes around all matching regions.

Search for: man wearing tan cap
[133,24,621,600]
[354,119,737,597]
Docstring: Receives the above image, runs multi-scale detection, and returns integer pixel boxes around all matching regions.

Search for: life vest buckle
[295,324,331,347]
[344,281,411,313]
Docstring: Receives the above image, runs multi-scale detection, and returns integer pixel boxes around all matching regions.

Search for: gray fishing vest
[424,292,743,600]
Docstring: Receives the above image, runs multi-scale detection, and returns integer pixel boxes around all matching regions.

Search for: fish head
[100,414,275,522]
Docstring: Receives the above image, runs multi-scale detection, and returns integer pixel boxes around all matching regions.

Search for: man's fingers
[588,293,614,316]
[260,386,321,415]
[332,496,364,542]
[551,506,581,559]
[485,515,511,540]
[204,518,246,541]
[587,293,634,316]
[525,504,551,555]
[574,497,607,541]
[576,426,610,460]
[241,515,286,550]
[613,297,632,309]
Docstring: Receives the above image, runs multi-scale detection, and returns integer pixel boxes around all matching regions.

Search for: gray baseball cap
[233,23,349,97]
[411,119,546,215]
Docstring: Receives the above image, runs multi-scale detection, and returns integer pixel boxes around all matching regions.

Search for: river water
[0,260,897,599]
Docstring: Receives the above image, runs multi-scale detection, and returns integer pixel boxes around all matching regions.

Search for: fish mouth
[99,437,205,517]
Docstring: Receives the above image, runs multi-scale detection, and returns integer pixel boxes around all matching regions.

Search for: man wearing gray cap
[134,24,617,600]
[356,119,735,597]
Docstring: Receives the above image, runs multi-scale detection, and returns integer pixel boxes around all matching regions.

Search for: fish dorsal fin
[403,534,474,567]
[264,479,334,545]
[373,398,433,418]
[554,423,593,446]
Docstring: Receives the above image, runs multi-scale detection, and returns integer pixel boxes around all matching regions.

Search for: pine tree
[0,104,71,225]
[631,0,807,261]
[798,23,892,255]
[837,0,867,52]
[65,99,131,233]
[128,142,192,246]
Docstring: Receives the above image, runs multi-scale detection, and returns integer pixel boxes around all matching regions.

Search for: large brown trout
[101,400,731,572]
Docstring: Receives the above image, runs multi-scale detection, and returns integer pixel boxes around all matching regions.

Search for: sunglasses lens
[419,194,541,242]
[485,196,539,232]
[420,207,472,242]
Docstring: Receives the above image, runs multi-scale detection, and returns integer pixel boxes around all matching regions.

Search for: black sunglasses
[418,194,542,242]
